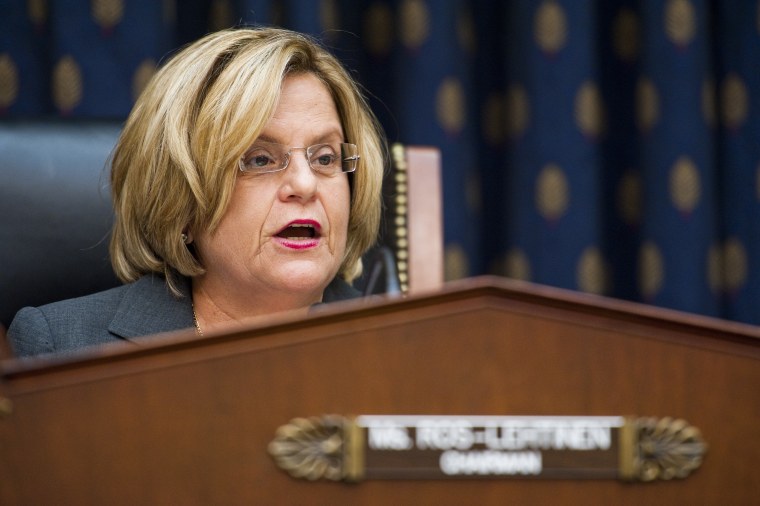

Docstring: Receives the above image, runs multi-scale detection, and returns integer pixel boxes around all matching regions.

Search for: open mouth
[276,222,320,240]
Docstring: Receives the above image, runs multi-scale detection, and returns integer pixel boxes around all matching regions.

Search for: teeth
[289,224,314,228]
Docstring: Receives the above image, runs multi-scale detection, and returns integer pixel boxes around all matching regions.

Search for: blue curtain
[2,0,758,324]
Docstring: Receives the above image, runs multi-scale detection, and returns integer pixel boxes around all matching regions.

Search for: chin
[269,261,338,296]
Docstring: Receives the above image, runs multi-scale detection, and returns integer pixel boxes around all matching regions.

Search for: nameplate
[268,414,707,482]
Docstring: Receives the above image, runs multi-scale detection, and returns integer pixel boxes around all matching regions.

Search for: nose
[277,149,318,202]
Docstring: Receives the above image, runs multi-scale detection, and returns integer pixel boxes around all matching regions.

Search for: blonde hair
[110,27,385,294]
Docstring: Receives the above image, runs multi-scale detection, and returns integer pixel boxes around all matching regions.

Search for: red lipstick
[274,219,321,250]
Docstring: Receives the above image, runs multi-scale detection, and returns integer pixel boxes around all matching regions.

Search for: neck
[190,278,320,334]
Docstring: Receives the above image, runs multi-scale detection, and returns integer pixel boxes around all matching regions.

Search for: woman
[8,27,385,357]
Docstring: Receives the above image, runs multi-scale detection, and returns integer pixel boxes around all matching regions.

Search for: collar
[108,274,361,340]
[108,274,194,341]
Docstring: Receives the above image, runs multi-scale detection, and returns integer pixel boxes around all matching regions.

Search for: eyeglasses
[238,141,360,176]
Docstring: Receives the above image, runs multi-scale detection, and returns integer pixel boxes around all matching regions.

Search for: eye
[310,145,338,168]
[251,154,273,167]
[242,147,279,171]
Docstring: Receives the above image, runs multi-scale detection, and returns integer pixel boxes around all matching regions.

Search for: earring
[181,233,189,244]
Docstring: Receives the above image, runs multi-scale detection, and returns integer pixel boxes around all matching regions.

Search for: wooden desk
[1,277,758,505]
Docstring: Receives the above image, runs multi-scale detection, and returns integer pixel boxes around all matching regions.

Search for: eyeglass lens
[240,142,359,175]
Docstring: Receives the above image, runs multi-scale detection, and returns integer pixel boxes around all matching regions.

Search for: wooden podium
[1,277,758,505]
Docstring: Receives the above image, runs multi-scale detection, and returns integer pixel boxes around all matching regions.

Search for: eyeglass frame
[237,141,360,176]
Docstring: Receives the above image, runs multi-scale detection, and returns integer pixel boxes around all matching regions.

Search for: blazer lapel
[108,274,194,341]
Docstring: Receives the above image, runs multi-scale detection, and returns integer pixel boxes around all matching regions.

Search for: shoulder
[7,274,194,358]
[7,284,132,357]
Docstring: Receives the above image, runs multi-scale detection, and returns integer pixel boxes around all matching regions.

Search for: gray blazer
[8,274,360,358]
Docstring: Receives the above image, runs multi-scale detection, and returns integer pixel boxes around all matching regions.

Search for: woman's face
[194,73,351,310]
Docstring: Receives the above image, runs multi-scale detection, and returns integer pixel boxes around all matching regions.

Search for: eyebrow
[253,130,344,146]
